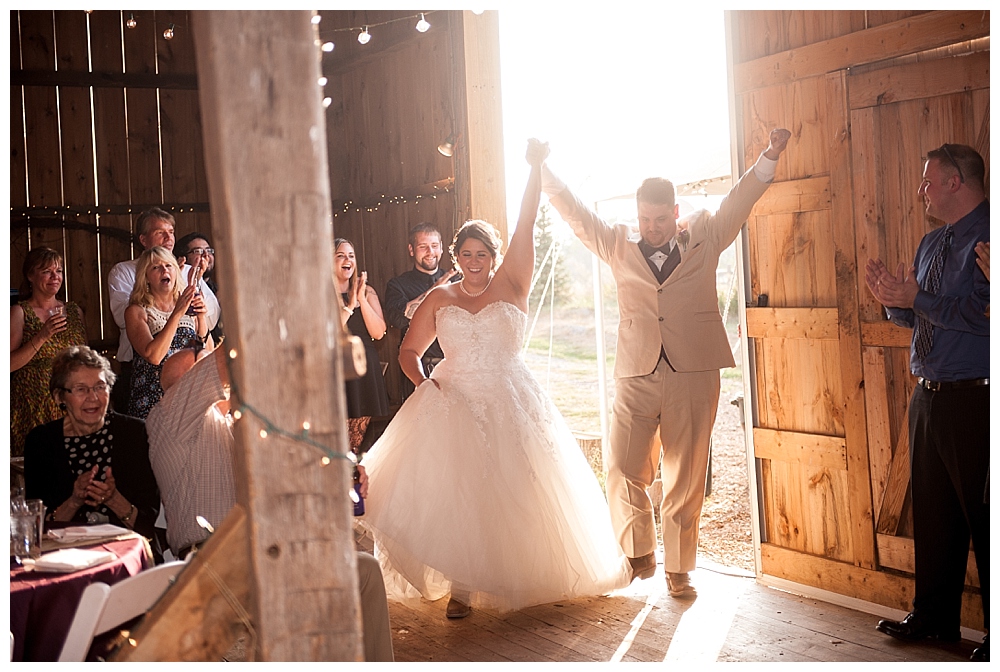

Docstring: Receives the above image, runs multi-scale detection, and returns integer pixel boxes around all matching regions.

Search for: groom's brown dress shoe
[627,552,656,581]
[446,597,471,619]
[875,612,960,642]
[667,572,697,598]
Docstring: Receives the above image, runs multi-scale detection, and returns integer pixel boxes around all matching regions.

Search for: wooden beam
[875,411,910,536]
[826,70,876,571]
[862,348,894,514]
[10,69,198,89]
[861,320,912,348]
[746,307,839,340]
[193,11,362,661]
[453,10,507,238]
[848,50,990,110]
[753,176,831,214]
[761,543,984,631]
[753,428,847,470]
[112,505,252,661]
[734,11,990,93]
[876,534,980,588]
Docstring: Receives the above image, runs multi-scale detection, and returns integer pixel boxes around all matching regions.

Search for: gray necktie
[913,226,953,362]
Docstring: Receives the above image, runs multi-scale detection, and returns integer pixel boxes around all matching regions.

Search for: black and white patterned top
[64,421,114,518]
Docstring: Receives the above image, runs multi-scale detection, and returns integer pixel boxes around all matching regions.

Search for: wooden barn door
[850,47,989,626]
[730,10,988,630]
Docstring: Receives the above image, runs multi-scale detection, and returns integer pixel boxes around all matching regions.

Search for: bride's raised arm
[499,139,549,299]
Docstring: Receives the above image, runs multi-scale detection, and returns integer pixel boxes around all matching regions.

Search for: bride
[361,139,630,619]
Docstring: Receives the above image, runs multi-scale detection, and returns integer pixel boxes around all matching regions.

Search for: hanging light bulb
[323,97,332,108]
[437,133,457,157]
[321,41,334,52]
[126,13,137,29]
[318,76,328,86]
[357,26,371,45]
[415,13,430,33]
[311,14,322,25]
[163,23,175,40]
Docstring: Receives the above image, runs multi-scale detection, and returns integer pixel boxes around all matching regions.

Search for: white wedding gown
[360,300,630,612]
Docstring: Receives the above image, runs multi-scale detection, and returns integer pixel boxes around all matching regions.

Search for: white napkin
[47,524,129,541]
[30,548,115,572]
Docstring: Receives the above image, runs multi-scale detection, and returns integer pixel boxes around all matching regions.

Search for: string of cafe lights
[314,9,484,51]
[332,181,455,218]
[223,347,359,500]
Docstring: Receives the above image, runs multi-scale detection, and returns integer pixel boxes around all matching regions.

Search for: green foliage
[530,204,572,308]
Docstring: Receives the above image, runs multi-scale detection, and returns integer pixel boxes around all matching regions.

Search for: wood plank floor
[385,559,979,663]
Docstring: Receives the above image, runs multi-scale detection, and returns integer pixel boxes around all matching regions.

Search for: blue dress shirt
[886,200,990,381]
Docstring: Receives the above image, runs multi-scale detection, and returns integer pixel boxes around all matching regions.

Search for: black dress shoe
[971,634,989,661]
[875,612,960,643]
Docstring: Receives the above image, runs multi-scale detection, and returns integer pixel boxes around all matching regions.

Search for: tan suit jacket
[549,167,769,378]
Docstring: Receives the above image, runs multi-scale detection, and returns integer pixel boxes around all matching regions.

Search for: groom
[539,128,790,597]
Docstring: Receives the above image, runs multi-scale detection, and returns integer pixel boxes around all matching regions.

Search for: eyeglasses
[939,144,965,184]
[61,383,110,397]
[187,247,214,256]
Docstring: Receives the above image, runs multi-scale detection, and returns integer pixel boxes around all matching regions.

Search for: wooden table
[9,534,152,661]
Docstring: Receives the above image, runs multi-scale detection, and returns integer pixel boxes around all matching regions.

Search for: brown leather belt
[918,377,989,392]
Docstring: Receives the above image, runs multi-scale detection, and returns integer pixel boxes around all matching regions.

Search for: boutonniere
[677,228,690,253]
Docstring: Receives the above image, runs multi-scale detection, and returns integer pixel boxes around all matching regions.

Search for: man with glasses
[177,232,223,342]
[866,143,989,661]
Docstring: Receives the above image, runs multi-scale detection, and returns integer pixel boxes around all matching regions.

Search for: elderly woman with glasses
[23,346,160,539]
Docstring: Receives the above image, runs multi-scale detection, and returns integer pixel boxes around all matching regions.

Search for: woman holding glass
[10,247,88,457]
[125,246,209,418]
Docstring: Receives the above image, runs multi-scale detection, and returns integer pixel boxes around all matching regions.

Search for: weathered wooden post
[188,10,361,660]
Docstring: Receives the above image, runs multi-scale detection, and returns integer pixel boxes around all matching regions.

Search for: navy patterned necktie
[913,226,953,361]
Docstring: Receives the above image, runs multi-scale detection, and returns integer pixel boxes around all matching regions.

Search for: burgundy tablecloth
[9,536,152,661]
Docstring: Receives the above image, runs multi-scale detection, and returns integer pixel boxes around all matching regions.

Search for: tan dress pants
[607,360,720,573]
[356,551,395,661]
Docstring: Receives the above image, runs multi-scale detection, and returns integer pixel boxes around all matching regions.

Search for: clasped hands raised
[71,465,118,508]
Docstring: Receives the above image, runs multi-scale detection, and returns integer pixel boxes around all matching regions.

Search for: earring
[59,402,67,411]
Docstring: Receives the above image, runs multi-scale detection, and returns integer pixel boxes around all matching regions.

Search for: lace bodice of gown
[435,300,526,374]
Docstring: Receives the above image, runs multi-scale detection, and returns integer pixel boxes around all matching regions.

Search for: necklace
[460,276,492,298]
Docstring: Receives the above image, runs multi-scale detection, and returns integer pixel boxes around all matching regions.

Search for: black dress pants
[909,383,989,630]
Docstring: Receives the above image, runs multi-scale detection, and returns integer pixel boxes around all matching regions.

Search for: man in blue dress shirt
[865,143,989,661]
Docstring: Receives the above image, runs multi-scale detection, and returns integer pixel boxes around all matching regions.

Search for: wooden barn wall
[731,10,988,629]
[320,10,504,407]
[10,9,209,353]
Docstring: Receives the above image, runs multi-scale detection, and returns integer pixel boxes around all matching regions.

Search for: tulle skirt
[360,358,630,612]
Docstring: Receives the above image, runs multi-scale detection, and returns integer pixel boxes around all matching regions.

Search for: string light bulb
[259,428,268,439]
[415,13,430,32]
[302,421,311,431]
[233,409,242,420]
[357,26,371,45]
[318,76,328,86]
[311,14,322,25]
[321,41,334,52]
[126,13,136,29]
[323,97,332,108]
[163,23,175,40]
[321,456,331,466]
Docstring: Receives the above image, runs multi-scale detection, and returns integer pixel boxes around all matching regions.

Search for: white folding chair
[58,560,187,662]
